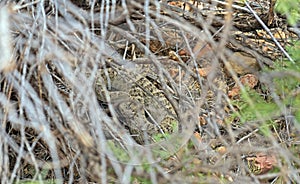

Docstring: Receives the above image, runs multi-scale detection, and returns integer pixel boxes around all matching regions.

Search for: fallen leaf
[228,86,240,98]
[255,152,277,174]
[240,74,259,88]
[197,67,211,77]
[178,49,188,56]
[228,74,258,98]
[247,152,277,175]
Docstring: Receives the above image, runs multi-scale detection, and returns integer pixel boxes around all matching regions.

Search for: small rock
[227,52,259,75]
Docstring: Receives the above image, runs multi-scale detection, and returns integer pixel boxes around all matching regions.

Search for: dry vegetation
[0,0,300,183]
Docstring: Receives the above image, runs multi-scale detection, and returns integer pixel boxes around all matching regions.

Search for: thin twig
[245,1,294,63]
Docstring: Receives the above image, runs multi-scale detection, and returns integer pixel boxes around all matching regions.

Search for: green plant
[276,0,300,25]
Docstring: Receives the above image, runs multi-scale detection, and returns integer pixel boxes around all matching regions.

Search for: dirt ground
[1,0,300,183]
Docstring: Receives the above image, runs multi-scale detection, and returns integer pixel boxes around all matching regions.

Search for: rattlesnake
[94,63,179,144]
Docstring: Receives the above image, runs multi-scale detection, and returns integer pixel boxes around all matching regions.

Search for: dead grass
[0,0,299,183]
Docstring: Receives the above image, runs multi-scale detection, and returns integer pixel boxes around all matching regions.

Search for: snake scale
[94,64,178,144]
